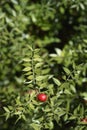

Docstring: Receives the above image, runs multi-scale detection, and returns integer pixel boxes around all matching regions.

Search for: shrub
[0,0,87,130]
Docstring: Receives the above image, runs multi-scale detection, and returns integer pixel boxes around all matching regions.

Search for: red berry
[37,93,47,102]
[81,118,87,123]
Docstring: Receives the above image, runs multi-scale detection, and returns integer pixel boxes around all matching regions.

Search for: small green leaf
[23,58,31,62]
[30,123,41,130]
[21,114,26,121]
[64,89,72,95]
[42,69,50,74]
[61,82,69,89]
[11,0,18,4]
[36,76,48,81]
[34,57,42,62]
[53,78,61,86]
[27,45,33,51]
[35,63,43,68]
[45,121,54,130]
[63,67,71,75]
[6,113,10,120]
[27,75,33,80]
[3,107,10,113]
[83,39,87,43]
[69,116,76,120]
[58,111,66,117]
[50,54,57,57]
[14,111,22,115]
[29,103,35,110]
[23,67,31,71]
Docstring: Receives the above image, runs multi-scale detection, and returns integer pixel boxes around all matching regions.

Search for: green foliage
[0,0,87,130]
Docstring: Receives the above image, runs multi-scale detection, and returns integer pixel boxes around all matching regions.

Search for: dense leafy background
[0,0,87,130]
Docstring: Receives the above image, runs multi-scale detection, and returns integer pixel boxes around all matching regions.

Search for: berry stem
[31,43,36,87]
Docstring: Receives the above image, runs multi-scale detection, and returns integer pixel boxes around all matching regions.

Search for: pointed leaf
[63,67,71,75]
[23,67,31,71]
[53,78,61,86]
